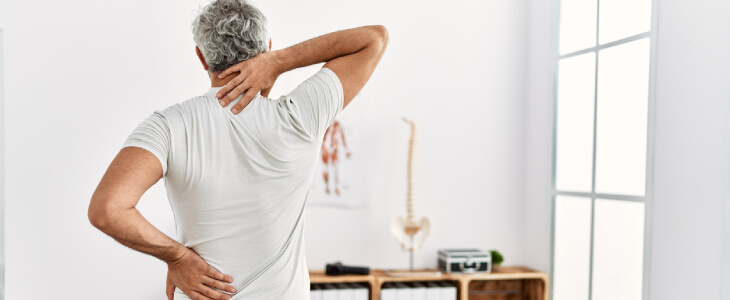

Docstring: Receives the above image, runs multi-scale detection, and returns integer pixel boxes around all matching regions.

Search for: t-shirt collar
[206,87,224,97]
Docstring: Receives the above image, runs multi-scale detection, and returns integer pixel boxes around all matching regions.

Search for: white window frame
[550,1,660,299]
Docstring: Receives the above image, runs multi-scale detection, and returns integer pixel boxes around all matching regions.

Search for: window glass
[559,0,597,54]
[555,53,596,193]
[595,38,650,196]
[598,0,652,44]
[554,196,592,300]
[591,199,645,300]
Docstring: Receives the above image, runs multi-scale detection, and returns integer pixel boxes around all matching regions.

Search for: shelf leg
[371,278,381,300]
[460,279,470,300]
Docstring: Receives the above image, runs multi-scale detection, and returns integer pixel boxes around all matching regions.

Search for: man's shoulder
[156,94,215,117]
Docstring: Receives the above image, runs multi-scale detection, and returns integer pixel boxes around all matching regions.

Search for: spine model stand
[390,117,431,271]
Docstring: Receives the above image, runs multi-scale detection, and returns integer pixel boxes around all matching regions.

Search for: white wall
[0,0,6,297]
[649,0,730,299]
[725,105,730,300]
[0,28,5,300]
[3,0,528,299]
[725,107,730,299]
[522,0,556,274]
[0,0,5,28]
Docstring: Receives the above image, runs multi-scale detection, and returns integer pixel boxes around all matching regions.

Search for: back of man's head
[192,0,269,73]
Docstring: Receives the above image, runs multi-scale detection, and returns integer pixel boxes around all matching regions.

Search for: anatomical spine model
[391,117,431,270]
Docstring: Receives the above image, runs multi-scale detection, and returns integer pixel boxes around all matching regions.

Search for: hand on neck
[210,71,239,88]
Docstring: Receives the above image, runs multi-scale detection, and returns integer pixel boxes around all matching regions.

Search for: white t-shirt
[123,68,343,299]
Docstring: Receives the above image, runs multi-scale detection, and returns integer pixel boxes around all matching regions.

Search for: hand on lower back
[216,51,281,114]
[165,247,237,300]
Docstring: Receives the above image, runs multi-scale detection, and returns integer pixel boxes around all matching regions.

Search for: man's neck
[210,71,239,87]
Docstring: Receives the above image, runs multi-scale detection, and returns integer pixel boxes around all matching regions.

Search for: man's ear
[269,38,272,52]
[196,46,209,71]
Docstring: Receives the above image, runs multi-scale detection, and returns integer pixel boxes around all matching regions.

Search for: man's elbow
[88,202,110,231]
[371,25,389,50]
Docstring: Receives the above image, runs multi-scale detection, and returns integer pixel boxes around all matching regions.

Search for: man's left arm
[88,147,237,300]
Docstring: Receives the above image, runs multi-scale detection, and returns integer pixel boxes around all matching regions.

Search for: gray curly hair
[192,0,269,73]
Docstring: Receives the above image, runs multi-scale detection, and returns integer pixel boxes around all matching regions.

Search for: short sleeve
[286,67,344,139]
[122,111,171,175]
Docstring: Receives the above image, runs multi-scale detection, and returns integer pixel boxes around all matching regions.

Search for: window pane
[595,39,650,196]
[599,0,652,44]
[555,53,595,193]
[554,196,592,300]
[559,0,597,54]
[592,199,645,300]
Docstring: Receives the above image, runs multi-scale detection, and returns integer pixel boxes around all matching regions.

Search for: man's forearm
[91,207,186,263]
[272,25,387,74]
[214,25,388,112]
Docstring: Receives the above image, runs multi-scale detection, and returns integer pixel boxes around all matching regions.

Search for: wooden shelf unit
[310,266,549,300]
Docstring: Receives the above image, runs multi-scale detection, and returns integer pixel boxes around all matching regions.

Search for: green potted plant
[490,250,504,272]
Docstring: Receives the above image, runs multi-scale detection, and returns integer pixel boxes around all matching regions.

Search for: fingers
[219,80,250,108]
[206,269,234,283]
[217,64,241,80]
[216,80,236,102]
[231,89,259,115]
[203,275,237,294]
[188,290,216,300]
[166,279,175,300]
[261,87,272,98]
[197,283,232,300]
[217,75,248,104]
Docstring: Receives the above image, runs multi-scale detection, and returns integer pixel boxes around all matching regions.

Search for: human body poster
[307,110,382,208]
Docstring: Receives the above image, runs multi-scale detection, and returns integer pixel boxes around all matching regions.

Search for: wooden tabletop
[309,266,548,283]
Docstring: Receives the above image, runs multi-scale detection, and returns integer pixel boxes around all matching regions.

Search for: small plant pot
[492,263,501,272]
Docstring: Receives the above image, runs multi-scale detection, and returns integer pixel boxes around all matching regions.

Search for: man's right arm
[216,25,389,114]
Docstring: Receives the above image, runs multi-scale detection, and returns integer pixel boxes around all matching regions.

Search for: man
[87,0,388,299]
